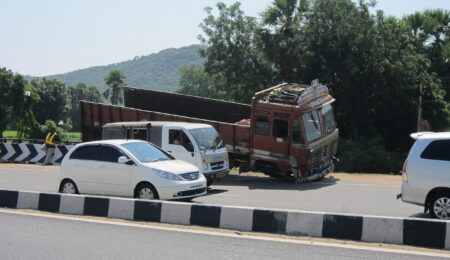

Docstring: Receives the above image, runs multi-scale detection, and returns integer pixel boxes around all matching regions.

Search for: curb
[1,189,449,250]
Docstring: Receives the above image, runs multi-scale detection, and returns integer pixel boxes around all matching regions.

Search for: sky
[1,0,449,77]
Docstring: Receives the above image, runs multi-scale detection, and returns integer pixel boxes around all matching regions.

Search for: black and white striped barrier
[0,143,73,164]
[0,189,449,250]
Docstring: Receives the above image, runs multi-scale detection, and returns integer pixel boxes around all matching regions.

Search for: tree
[69,83,103,131]
[405,9,450,101]
[199,2,273,102]
[193,0,450,172]
[299,0,448,150]
[30,78,70,134]
[0,68,40,139]
[0,68,14,137]
[0,68,20,137]
[177,65,220,98]
[104,69,126,105]
[260,0,309,82]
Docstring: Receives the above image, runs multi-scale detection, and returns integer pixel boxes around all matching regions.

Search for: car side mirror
[118,156,133,165]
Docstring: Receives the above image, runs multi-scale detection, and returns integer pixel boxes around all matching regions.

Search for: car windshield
[121,142,173,163]
[189,127,225,151]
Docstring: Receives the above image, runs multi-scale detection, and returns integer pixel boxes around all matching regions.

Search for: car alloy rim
[63,182,76,194]
[139,188,154,199]
[434,197,450,219]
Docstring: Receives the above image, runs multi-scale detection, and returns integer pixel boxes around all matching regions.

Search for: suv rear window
[420,140,450,161]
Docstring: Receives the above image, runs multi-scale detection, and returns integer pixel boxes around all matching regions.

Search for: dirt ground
[326,172,402,185]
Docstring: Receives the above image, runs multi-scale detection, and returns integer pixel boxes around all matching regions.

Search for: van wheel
[206,178,213,187]
[136,183,159,200]
[60,180,78,194]
[430,192,450,220]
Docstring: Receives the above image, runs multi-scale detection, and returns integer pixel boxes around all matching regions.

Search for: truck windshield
[189,127,225,151]
[302,110,322,143]
[322,104,337,133]
[122,142,173,163]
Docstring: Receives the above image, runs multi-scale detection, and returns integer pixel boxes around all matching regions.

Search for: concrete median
[0,189,449,250]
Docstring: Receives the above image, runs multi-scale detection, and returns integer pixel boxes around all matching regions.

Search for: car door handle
[167,151,172,153]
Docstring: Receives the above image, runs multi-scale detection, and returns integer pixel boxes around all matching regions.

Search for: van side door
[165,128,197,165]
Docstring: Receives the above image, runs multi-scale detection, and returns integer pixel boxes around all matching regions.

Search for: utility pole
[417,84,425,132]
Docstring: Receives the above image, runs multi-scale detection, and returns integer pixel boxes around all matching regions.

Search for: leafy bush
[335,138,407,174]
[38,120,66,141]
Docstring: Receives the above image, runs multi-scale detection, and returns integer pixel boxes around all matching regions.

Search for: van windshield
[122,142,173,163]
[189,127,225,151]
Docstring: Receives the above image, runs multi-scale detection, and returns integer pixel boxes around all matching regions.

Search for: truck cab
[102,121,229,186]
[249,82,339,182]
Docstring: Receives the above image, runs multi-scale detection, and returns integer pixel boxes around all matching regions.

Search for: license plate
[191,184,203,189]
[216,172,227,178]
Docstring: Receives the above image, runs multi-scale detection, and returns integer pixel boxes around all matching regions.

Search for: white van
[399,132,450,219]
[102,121,229,186]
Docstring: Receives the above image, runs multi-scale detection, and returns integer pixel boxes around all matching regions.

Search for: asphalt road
[0,164,424,218]
[0,210,446,260]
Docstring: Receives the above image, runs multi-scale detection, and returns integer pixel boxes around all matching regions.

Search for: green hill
[44,45,204,92]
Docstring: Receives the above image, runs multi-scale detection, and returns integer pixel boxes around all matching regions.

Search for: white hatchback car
[59,140,207,200]
[400,132,450,219]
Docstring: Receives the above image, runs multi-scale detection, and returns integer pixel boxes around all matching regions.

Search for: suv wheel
[430,192,450,220]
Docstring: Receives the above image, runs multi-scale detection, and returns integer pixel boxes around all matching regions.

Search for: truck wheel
[430,192,450,220]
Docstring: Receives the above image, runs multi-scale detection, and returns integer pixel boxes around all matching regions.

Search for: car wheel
[60,180,78,194]
[430,192,450,220]
[137,183,159,200]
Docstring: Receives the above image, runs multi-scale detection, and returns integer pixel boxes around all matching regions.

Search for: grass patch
[2,130,17,138]
[64,132,81,142]
[2,130,81,142]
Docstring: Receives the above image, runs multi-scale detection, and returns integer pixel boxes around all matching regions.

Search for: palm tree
[260,0,309,82]
[104,69,126,105]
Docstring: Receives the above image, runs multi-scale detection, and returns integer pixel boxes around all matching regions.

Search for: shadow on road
[409,212,431,219]
[210,174,339,191]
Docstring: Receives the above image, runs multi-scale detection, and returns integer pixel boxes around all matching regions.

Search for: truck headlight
[155,170,182,181]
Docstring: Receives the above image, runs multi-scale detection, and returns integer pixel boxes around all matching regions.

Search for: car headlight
[155,170,182,181]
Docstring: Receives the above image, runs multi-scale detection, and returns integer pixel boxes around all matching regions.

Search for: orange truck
[81,81,338,182]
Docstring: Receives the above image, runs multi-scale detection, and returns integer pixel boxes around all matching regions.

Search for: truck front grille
[210,161,225,170]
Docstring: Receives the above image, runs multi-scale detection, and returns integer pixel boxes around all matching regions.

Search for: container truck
[81,81,338,182]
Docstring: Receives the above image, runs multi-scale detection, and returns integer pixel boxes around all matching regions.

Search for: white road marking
[215,194,239,197]
[0,208,448,258]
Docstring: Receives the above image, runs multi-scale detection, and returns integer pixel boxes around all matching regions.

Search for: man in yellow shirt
[43,127,60,165]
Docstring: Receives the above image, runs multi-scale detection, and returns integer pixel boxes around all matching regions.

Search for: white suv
[400,132,450,219]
